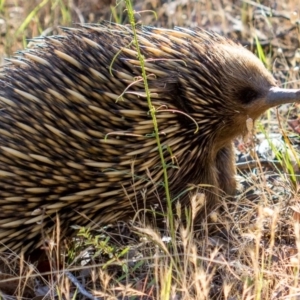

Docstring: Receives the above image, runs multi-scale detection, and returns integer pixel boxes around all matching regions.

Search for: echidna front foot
[216,144,237,197]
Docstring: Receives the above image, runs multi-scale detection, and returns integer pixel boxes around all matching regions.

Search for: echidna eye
[239,87,259,104]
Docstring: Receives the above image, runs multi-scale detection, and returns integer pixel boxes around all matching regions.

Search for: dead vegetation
[0,0,300,299]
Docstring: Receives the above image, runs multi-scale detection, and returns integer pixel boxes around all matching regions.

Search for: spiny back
[0,24,278,252]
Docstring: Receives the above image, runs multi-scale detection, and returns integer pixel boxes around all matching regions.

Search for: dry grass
[0,0,300,299]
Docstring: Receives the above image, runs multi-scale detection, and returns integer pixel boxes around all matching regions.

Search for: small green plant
[76,226,130,272]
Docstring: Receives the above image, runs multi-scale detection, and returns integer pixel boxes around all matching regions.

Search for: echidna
[0,23,299,253]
